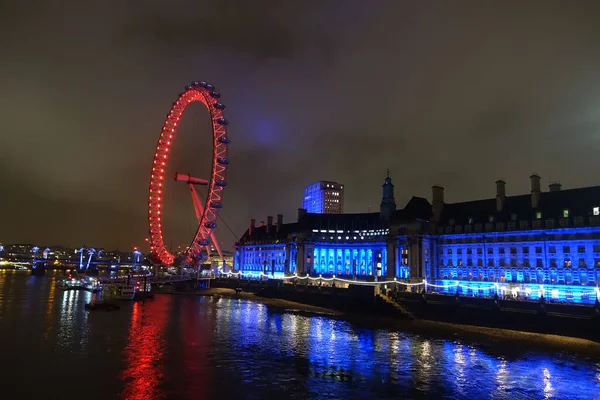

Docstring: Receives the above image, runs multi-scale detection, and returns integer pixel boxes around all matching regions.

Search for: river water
[0,270,599,400]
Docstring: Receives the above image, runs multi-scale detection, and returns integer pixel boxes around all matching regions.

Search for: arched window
[565,269,573,284]
[579,269,588,285]
[550,269,558,284]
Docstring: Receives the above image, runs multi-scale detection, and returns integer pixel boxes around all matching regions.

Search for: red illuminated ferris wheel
[148,81,230,267]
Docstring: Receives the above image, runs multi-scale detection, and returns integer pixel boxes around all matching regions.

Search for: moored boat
[103,283,136,300]
[56,278,85,290]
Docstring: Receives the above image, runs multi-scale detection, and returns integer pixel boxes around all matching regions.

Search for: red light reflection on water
[180,298,212,398]
[121,298,170,400]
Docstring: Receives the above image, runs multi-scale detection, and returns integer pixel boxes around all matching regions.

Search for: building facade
[302,181,344,214]
[235,174,600,304]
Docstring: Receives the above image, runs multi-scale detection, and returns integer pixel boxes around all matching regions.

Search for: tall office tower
[302,181,344,214]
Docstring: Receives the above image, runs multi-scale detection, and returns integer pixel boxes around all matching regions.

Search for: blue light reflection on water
[0,271,599,399]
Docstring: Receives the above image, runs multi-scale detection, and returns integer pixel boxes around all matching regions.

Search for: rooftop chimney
[496,180,506,212]
[276,214,283,231]
[432,185,445,222]
[549,182,562,192]
[530,174,541,208]
[298,208,307,220]
[267,216,273,233]
[249,218,255,235]
[259,220,264,227]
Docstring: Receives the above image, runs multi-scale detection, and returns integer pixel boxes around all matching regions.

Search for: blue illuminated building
[302,181,344,214]
[235,174,600,304]
[235,212,388,280]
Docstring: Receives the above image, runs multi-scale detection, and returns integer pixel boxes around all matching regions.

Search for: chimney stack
[249,218,255,235]
[276,214,283,231]
[298,208,307,220]
[496,180,506,211]
[549,182,562,192]
[259,220,264,227]
[431,186,445,222]
[530,174,541,208]
[267,216,273,233]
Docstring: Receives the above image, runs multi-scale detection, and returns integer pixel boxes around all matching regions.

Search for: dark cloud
[123,0,335,61]
[1,0,600,251]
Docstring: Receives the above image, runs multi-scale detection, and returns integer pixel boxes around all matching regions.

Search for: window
[468,217,473,224]
[511,213,517,221]
[536,211,542,219]
[563,246,570,254]
[535,247,542,254]
[578,246,585,253]
[563,209,569,218]
[489,216,494,222]
[594,207,600,216]
[549,246,556,253]
[523,247,529,254]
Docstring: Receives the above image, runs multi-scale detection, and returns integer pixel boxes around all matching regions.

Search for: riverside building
[234,174,600,304]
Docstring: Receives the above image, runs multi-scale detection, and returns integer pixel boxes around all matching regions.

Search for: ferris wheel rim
[147,81,229,266]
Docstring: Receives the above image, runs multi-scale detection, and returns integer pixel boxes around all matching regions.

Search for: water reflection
[45,275,56,337]
[56,289,90,353]
[0,273,599,400]
[121,298,170,400]
[179,297,213,399]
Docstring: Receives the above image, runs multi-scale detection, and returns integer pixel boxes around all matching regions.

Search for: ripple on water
[0,273,599,400]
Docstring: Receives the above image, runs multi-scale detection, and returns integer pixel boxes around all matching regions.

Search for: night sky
[2,1,600,252]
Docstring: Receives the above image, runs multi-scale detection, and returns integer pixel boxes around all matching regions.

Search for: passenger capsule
[213,102,226,110]
[209,91,221,99]
[204,222,217,229]
[218,136,231,144]
[185,85,192,90]
[205,84,214,90]
[214,180,227,187]
[216,118,228,125]
[216,157,229,165]
[209,201,223,209]
[192,81,200,86]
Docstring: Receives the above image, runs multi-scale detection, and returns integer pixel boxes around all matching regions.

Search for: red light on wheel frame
[147,84,229,267]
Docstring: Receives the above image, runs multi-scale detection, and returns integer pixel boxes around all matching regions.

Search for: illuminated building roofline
[437,225,600,240]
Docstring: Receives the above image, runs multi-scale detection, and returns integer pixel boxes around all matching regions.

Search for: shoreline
[155,287,600,357]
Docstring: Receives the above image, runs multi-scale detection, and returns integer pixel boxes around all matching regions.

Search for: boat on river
[103,283,136,300]
[56,274,101,292]
[56,278,86,290]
